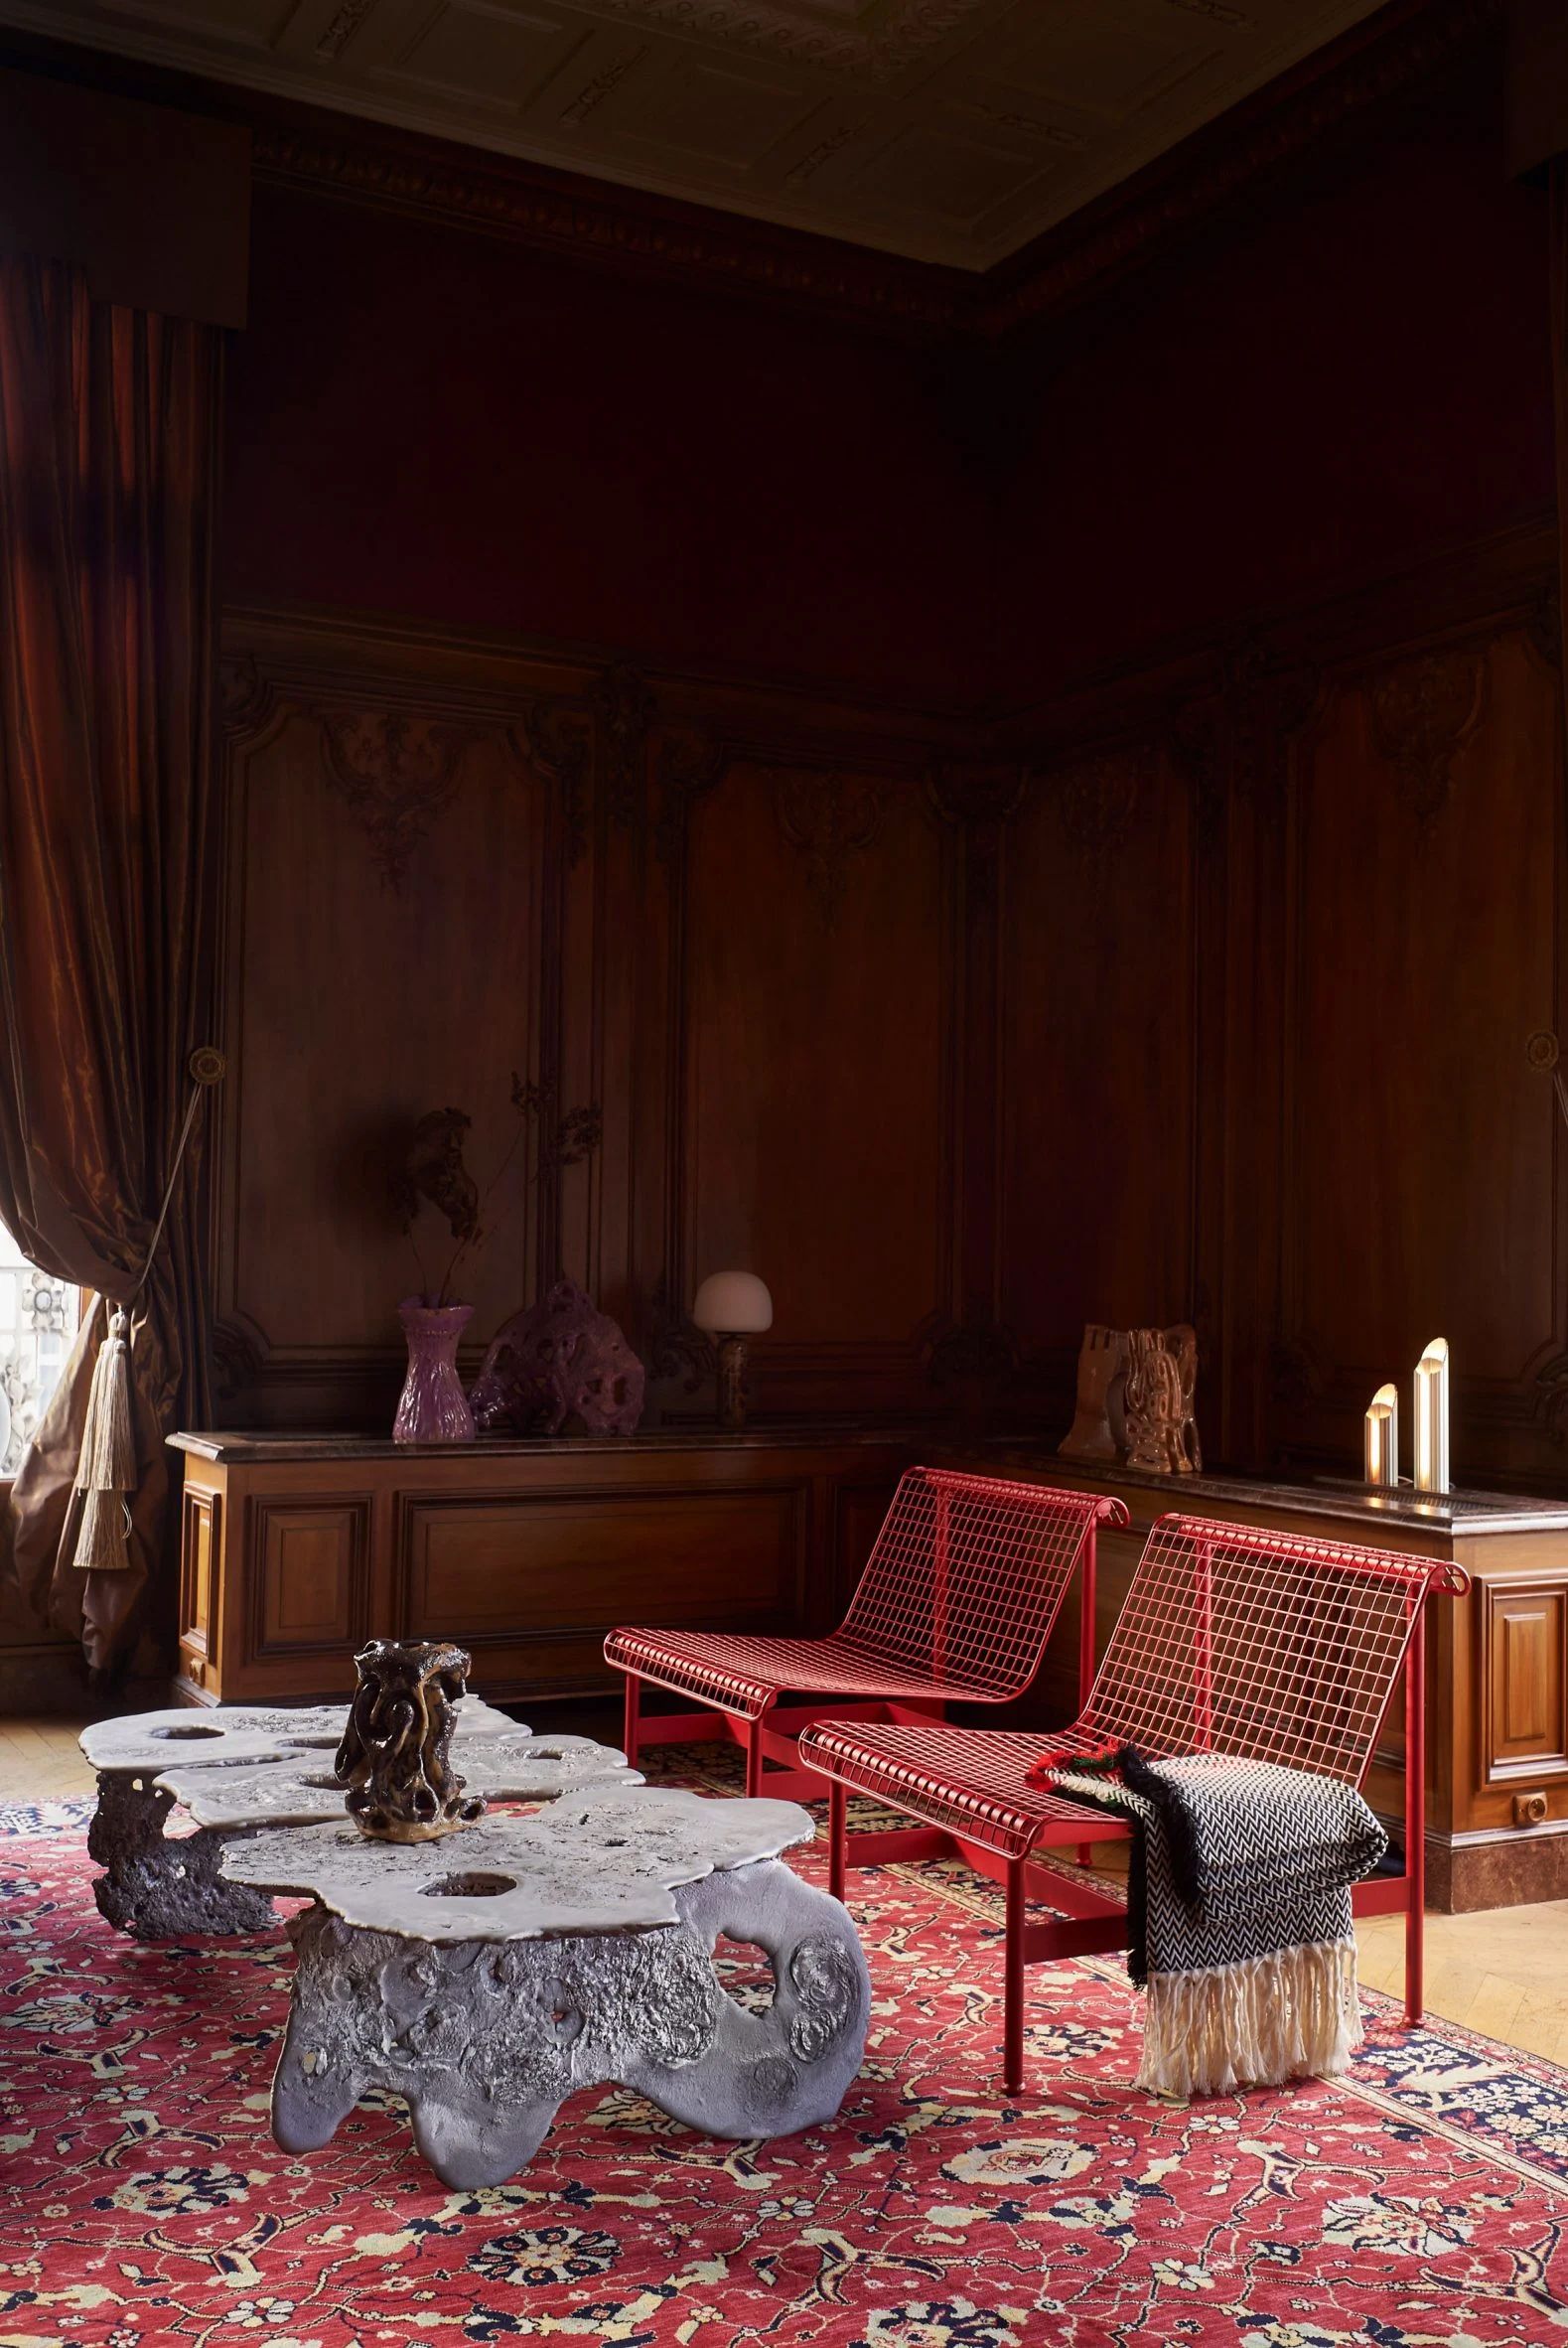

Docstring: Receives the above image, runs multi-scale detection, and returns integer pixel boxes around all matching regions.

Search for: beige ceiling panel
[542,34,651,131]
[849,117,1047,224]
[373,0,581,108]
[584,50,823,168]
[91,0,297,47]
[999,0,1222,119]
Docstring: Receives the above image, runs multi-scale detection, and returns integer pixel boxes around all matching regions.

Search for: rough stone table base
[272,1858,870,2187]
[87,1772,275,1940]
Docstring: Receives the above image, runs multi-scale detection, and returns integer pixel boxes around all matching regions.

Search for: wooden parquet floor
[5,1715,1566,2064]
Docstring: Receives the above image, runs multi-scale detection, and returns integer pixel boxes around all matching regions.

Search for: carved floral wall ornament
[318,708,469,890]
[219,652,272,735]
[1167,704,1223,851]
[1367,649,1488,837]
[1527,580,1563,672]
[523,698,593,867]
[927,762,1026,829]
[1057,750,1140,861]
[654,729,727,866]
[590,663,654,830]
[773,772,884,934]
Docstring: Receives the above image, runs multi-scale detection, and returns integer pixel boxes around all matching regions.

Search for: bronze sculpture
[335,1638,487,1841]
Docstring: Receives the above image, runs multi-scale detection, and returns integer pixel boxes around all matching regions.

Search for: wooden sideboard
[168,1424,1568,1913]
[168,1426,913,1712]
[947,1447,1568,1916]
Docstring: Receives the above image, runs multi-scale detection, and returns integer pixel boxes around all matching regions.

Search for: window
[0,1221,79,1475]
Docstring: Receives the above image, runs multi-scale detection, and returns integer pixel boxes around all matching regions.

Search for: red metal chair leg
[1403,1603,1426,2027]
[1076,1523,1098,1868]
[1004,1855,1027,2098]
[828,1778,847,1903]
[745,1715,764,1797]
[622,1672,641,1770]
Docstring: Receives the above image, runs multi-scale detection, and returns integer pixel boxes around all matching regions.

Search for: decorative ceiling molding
[245,117,967,335]
[0,0,1495,327]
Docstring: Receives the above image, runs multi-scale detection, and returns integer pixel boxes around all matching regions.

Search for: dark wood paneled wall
[214,513,1568,1501]
[211,609,978,1430]
[991,517,1568,1490]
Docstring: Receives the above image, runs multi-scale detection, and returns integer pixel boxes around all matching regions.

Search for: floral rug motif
[2,1770,1567,2347]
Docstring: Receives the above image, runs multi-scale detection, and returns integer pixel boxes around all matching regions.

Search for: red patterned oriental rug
[2,1769,1567,2348]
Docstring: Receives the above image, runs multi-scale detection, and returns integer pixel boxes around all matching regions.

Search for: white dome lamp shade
[693,1271,773,1430]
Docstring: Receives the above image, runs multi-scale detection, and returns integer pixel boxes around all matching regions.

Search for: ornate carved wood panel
[212,526,1565,1475]
[999,739,1199,1412]
[675,759,957,1414]
[215,630,554,1423]
[1272,623,1566,1477]
[214,610,964,1429]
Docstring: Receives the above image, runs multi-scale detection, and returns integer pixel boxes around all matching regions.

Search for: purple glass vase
[393,1300,477,1444]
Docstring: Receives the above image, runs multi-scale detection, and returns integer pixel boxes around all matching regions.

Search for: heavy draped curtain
[0,252,221,1679]
[1556,163,1568,688]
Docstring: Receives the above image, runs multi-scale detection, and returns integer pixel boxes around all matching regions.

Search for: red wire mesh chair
[799,1511,1470,2094]
[606,1467,1129,1807]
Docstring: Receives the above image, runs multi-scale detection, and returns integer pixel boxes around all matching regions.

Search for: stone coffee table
[221,1782,871,2188]
[79,1701,636,1940]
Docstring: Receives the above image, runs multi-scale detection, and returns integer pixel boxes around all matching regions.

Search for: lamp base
[715,1334,750,1431]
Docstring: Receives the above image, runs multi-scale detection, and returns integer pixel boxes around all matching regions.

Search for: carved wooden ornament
[319,709,468,890]
[774,773,883,933]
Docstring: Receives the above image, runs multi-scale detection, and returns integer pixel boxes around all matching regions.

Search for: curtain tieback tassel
[69,1046,226,1573]
[72,1306,137,1571]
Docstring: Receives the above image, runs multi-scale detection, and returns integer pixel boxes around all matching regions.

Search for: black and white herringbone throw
[1046,1748,1387,2098]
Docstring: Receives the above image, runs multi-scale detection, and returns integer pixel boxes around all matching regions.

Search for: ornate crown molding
[234,0,1494,345]
[248,121,966,339]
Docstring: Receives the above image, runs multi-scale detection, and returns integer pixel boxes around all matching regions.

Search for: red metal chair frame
[606,1467,1130,1808]
[799,1511,1470,2095]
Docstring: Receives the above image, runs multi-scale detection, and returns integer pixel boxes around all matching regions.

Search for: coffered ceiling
[2,0,1387,267]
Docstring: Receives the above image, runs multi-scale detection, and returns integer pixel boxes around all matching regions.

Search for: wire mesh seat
[606,1467,1129,1800]
[799,1510,1471,2093]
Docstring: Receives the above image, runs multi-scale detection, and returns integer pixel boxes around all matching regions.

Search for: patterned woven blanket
[1045,1748,1387,2099]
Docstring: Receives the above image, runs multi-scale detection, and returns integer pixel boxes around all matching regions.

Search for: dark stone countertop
[965,1444,1568,1539]
[167,1421,929,1464]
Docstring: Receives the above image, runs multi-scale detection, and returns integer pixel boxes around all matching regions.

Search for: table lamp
[693,1271,773,1430]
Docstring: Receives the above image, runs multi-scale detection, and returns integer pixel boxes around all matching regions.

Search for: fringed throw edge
[1138,1934,1362,2099]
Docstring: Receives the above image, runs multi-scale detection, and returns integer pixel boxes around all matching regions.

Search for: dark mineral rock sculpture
[335,1638,487,1842]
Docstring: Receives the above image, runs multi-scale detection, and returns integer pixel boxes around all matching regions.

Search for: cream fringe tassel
[71,1306,137,1573]
[1137,1935,1362,2099]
